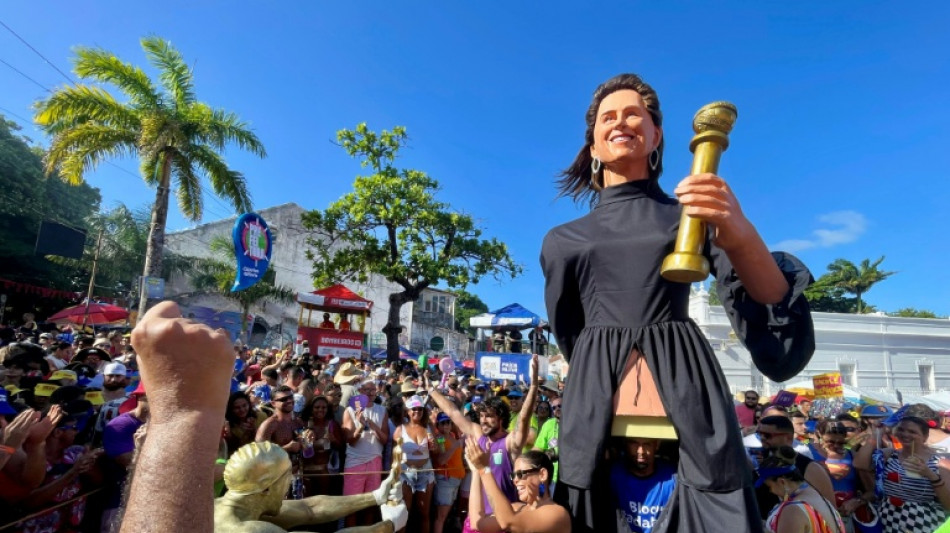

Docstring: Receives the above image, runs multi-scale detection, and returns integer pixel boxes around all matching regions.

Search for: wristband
[0,445,15,455]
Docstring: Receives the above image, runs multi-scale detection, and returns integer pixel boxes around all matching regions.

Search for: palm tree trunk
[137,154,173,318]
[241,302,250,344]
[856,290,863,314]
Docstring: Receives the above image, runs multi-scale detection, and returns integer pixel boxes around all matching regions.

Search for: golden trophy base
[660,252,709,283]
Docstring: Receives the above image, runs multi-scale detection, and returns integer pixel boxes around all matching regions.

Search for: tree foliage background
[0,116,101,319]
[302,124,521,361]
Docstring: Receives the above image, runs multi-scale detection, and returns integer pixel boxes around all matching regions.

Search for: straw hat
[333,362,362,385]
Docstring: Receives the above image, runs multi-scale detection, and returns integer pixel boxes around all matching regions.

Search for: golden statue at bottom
[214,442,408,533]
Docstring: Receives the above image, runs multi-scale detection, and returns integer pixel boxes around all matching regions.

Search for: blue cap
[436,412,451,424]
[754,465,797,488]
[860,404,893,418]
[472,395,483,404]
[507,390,524,398]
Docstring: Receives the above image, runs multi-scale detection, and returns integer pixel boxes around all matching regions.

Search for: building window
[839,362,857,387]
[920,363,935,392]
[438,296,446,314]
[424,299,431,312]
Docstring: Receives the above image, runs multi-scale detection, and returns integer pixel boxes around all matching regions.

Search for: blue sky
[1,2,948,318]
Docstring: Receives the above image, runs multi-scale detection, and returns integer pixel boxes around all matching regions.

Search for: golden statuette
[388,436,404,506]
[660,101,738,283]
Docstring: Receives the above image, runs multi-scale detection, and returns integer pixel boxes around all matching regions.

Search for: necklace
[787,481,810,501]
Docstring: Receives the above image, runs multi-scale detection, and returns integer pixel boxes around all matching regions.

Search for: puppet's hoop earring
[590,157,603,190]
[649,149,660,171]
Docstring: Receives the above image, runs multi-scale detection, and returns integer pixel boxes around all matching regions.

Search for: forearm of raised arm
[120,413,222,533]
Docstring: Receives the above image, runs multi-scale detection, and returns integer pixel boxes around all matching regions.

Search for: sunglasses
[756,431,788,440]
[509,467,541,481]
[274,396,295,404]
[410,407,425,412]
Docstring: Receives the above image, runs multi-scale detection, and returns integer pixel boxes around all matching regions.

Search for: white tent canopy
[782,380,950,411]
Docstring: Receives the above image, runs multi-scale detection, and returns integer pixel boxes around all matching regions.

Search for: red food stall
[296,284,373,360]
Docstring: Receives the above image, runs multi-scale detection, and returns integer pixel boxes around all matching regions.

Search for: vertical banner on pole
[232,213,273,292]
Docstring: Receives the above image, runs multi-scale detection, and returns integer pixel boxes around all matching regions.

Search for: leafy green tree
[34,36,266,317]
[453,289,489,336]
[302,124,521,362]
[824,257,895,314]
[190,235,296,340]
[0,115,100,300]
[889,308,942,319]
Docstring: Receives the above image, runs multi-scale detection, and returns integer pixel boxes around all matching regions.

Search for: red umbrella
[47,302,129,326]
[461,359,475,370]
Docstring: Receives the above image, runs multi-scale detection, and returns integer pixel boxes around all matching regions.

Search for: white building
[409,287,473,360]
[164,203,413,348]
[690,285,950,397]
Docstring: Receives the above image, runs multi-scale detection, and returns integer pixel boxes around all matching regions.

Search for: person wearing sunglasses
[465,439,570,533]
[812,423,869,531]
[394,395,436,533]
[755,416,835,521]
[425,355,541,532]
[256,385,305,456]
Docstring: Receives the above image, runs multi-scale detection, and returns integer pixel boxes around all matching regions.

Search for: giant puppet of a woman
[541,73,815,533]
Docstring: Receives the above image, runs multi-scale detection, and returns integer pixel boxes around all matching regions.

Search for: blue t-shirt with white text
[610,460,677,533]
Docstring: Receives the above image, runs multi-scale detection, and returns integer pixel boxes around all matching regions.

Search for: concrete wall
[164,203,413,347]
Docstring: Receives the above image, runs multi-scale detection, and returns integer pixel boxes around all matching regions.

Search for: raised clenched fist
[131,301,234,424]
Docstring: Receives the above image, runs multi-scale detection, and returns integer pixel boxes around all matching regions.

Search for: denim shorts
[434,474,462,506]
[400,463,435,493]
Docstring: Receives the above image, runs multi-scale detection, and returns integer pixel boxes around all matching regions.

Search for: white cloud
[771,210,867,253]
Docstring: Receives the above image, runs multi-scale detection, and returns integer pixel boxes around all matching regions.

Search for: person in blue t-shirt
[610,437,677,533]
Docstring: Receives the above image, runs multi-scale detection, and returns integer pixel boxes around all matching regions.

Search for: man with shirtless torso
[257,386,304,456]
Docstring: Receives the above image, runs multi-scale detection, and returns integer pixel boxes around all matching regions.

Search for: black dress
[540,179,815,533]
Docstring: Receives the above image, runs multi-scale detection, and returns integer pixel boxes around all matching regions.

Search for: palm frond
[172,155,202,221]
[34,85,141,134]
[188,144,252,214]
[187,104,266,157]
[140,36,196,109]
[73,46,161,108]
[45,124,138,184]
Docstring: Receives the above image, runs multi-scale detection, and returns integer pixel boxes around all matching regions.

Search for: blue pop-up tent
[370,346,420,361]
[468,303,545,329]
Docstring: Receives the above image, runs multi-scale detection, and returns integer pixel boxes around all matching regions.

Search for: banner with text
[812,372,844,398]
[298,329,364,359]
[475,352,549,383]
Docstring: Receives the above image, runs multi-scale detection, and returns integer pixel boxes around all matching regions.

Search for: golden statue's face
[590,89,662,169]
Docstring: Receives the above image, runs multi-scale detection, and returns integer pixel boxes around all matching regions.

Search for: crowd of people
[735,389,950,533]
[0,310,573,533]
[6,305,950,533]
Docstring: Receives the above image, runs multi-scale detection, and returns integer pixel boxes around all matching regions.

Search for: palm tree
[825,256,896,314]
[34,36,266,316]
[191,235,296,341]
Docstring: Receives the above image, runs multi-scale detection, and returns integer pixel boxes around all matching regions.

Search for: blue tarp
[469,303,544,329]
[370,346,420,360]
